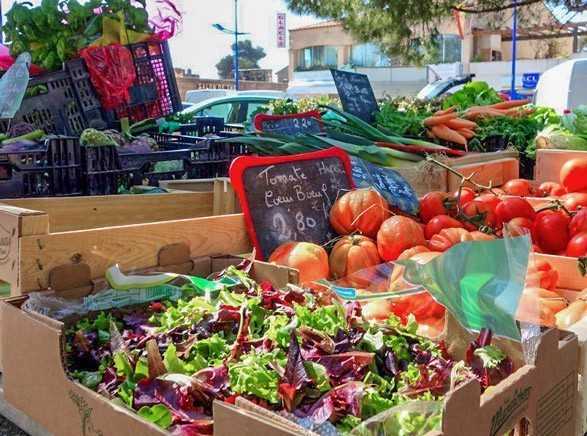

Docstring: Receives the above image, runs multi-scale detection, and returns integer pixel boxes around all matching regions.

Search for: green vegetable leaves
[137,404,173,429]
[2,0,152,71]
[443,81,502,110]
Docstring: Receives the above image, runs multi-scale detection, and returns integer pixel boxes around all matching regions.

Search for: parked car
[185,89,237,105]
[534,58,587,114]
[417,74,476,99]
[180,94,284,126]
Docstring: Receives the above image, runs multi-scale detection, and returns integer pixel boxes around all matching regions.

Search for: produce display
[65,260,515,434]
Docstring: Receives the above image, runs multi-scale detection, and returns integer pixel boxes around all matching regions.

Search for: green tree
[284,0,585,65]
[216,40,267,79]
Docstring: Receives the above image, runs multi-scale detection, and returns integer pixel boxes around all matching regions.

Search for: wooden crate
[0,179,240,294]
[394,150,519,197]
[159,177,241,214]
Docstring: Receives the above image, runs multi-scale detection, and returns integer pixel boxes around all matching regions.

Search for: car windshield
[417,81,451,99]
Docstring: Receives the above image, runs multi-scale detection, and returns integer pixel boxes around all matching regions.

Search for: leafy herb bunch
[2,0,152,72]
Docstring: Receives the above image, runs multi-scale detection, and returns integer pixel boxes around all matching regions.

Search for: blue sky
[0,0,321,78]
[168,0,320,78]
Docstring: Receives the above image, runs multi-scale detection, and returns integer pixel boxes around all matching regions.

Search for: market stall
[0,3,586,434]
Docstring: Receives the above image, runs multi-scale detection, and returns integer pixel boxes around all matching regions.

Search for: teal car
[181,95,281,126]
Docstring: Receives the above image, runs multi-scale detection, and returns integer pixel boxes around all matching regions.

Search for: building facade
[287,5,585,97]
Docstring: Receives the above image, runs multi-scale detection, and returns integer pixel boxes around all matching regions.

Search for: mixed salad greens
[65,259,513,435]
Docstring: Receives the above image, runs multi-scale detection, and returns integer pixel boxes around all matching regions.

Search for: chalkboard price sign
[330,69,379,123]
[350,156,419,215]
[254,111,323,137]
[230,149,354,260]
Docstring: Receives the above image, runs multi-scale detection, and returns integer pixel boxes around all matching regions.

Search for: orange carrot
[508,108,536,117]
[427,130,436,138]
[489,99,530,110]
[434,106,457,116]
[423,113,459,127]
[457,128,476,139]
[445,118,478,130]
[431,125,468,146]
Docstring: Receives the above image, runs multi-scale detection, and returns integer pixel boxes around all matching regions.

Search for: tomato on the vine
[419,191,448,224]
[538,182,568,198]
[450,187,476,207]
[566,231,587,257]
[495,197,536,226]
[562,192,587,211]
[462,200,496,230]
[424,215,464,239]
[475,194,502,214]
[503,179,537,197]
[570,209,587,237]
[507,217,535,239]
[533,213,570,254]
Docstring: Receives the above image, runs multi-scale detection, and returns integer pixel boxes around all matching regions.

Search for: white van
[534,58,587,114]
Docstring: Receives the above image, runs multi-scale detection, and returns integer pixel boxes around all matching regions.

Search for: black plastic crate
[0,136,83,198]
[105,41,181,125]
[81,145,130,196]
[0,59,107,135]
[187,160,230,179]
[119,149,194,185]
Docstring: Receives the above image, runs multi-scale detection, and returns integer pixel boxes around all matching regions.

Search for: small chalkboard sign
[230,148,354,260]
[350,156,418,215]
[254,111,323,137]
[330,69,379,123]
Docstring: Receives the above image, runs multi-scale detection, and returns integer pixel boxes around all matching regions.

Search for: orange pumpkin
[377,216,425,262]
[329,235,381,281]
[330,188,390,239]
[269,242,329,289]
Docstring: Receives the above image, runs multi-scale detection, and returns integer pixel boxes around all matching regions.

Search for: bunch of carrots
[423,106,478,149]
[423,99,535,150]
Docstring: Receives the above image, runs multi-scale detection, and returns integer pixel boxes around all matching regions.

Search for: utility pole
[234,0,239,91]
[510,0,518,99]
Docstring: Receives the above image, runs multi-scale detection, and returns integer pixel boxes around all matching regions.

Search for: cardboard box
[535,253,587,434]
[213,328,579,436]
[1,247,297,435]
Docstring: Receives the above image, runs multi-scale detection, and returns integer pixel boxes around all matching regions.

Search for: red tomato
[507,217,535,239]
[462,200,496,229]
[495,197,537,226]
[419,191,448,224]
[525,258,559,291]
[570,208,587,237]
[451,187,476,207]
[480,188,505,196]
[428,228,473,252]
[566,231,587,257]
[538,182,568,198]
[377,216,426,262]
[397,245,430,260]
[562,193,587,211]
[533,213,570,254]
[424,215,464,239]
[503,179,537,197]
[476,194,502,214]
[560,158,587,192]
[532,244,544,254]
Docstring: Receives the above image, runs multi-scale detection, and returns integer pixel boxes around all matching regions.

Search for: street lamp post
[234,0,239,91]
[213,1,249,92]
